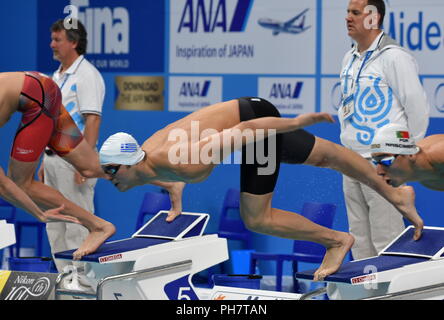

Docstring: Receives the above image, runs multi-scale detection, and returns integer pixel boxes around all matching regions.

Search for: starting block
[296,226,444,300]
[54,211,228,300]
[0,220,16,250]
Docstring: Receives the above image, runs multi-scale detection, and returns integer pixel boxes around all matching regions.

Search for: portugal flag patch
[396,131,410,139]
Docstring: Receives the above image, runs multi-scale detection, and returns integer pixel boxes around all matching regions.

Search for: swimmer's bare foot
[393,186,423,240]
[313,232,354,282]
[73,221,116,260]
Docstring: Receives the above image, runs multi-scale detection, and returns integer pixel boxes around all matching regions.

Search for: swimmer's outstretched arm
[0,167,76,223]
[150,180,186,222]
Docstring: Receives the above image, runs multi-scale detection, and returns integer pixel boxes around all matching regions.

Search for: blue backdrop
[0,0,443,276]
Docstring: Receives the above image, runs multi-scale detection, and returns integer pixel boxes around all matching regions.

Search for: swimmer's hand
[74,171,88,185]
[396,186,423,241]
[41,204,80,224]
[166,209,182,222]
[413,220,423,241]
[294,112,335,128]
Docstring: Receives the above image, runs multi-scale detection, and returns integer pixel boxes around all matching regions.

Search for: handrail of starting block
[299,287,327,300]
[362,281,444,300]
[55,259,192,300]
[97,259,192,300]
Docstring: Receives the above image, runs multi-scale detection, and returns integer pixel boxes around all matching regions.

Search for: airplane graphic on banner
[258,8,310,35]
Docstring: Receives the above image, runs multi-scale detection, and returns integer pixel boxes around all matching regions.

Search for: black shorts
[238,97,316,195]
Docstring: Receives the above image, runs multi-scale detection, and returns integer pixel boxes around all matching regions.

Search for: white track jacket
[338,32,429,158]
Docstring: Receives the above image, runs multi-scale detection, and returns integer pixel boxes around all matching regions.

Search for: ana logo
[67,0,130,54]
[434,83,444,113]
[177,0,253,33]
[179,80,211,97]
[269,82,304,99]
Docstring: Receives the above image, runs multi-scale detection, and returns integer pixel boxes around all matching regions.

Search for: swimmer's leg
[8,158,115,259]
[239,192,354,281]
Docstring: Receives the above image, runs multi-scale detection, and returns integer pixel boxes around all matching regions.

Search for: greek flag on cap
[99,132,145,165]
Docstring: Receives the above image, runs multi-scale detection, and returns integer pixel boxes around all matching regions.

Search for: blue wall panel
[0,0,443,277]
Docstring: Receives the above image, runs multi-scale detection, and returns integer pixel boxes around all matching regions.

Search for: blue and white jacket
[338,32,429,158]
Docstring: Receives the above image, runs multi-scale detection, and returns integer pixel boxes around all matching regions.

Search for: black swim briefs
[238,97,316,195]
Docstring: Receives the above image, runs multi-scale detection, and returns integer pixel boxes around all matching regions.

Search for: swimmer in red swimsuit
[0,71,115,260]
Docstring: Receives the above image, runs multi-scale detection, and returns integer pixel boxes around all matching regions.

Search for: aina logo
[179,81,211,97]
[177,0,253,33]
[385,7,443,51]
[269,82,304,99]
[67,0,130,54]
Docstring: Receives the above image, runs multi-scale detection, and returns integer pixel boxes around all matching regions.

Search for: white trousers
[343,169,405,260]
[43,154,97,274]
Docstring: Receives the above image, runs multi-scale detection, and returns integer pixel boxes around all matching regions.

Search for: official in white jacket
[338,0,429,259]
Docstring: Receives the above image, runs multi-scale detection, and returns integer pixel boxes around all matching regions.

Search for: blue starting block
[296,226,444,300]
[54,211,228,300]
[55,211,210,264]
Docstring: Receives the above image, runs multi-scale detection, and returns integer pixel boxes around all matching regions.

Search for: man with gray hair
[38,18,105,290]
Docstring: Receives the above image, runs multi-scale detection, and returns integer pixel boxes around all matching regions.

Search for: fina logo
[434,83,444,113]
[385,3,443,51]
[66,0,129,54]
[177,0,253,33]
[179,80,211,97]
[269,82,303,99]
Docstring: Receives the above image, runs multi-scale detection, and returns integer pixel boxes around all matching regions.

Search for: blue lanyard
[343,50,373,95]
[58,57,85,90]
[59,74,71,90]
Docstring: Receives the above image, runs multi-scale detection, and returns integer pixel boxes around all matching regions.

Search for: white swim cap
[99,132,145,165]
[371,123,419,155]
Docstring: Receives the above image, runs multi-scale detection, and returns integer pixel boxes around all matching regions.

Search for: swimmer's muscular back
[0,72,24,127]
[416,135,444,191]
[141,100,241,182]
[163,99,241,136]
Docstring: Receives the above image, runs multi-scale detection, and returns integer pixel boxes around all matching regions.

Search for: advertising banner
[384,0,444,75]
[423,78,444,118]
[0,271,58,300]
[37,0,165,72]
[258,77,316,115]
[169,76,223,112]
[115,76,165,111]
[169,0,316,74]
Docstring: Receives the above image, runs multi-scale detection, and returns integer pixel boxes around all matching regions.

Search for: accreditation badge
[341,93,355,121]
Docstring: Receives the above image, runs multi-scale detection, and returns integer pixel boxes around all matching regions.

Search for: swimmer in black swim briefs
[238,96,316,195]
[98,97,423,281]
